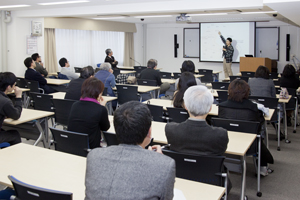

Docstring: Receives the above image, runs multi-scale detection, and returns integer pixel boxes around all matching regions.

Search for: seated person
[85,101,175,200]
[0,72,22,145]
[24,57,55,94]
[104,48,118,69]
[175,60,201,90]
[166,85,228,155]
[173,72,197,108]
[218,79,274,176]
[140,59,170,94]
[68,77,110,149]
[31,53,48,77]
[65,66,94,100]
[59,57,79,80]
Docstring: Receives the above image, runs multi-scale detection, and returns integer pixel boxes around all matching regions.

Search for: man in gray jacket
[85,101,175,200]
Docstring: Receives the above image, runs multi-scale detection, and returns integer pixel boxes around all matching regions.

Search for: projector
[176,13,192,22]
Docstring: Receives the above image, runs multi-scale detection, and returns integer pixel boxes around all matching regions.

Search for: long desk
[120,70,136,74]
[45,78,70,85]
[113,84,160,93]
[0,143,225,200]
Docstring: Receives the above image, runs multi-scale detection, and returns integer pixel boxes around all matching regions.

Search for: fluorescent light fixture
[241,11,277,15]
[133,15,173,18]
[38,1,89,6]
[189,13,228,16]
[93,17,126,20]
[0,5,30,9]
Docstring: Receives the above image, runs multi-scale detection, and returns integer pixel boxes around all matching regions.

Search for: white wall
[133,23,145,66]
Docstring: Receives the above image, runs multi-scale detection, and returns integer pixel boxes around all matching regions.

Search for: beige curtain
[44,28,58,73]
[123,32,135,67]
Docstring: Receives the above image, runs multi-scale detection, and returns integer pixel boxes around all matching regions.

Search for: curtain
[123,32,135,67]
[44,28,58,73]
[55,29,124,70]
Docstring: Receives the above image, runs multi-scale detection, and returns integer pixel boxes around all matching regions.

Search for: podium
[240,57,272,72]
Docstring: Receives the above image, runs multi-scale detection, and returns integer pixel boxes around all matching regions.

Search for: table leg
[107,101,113,115]
[283,103,290,143]
[33,119,47,147]
[277,108,281,151]
[264,121,269,149]
[240,156,246,200]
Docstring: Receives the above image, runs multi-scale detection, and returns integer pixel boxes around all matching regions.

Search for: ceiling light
[189,13,228,16]
[133,15,173,18]
[0,5,30,9]
[38,1,89,6]
[241,11,277,15]
[93,17,126,20]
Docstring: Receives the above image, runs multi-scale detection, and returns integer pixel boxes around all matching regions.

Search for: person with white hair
[165,85,228,156]
[104,48,118,69]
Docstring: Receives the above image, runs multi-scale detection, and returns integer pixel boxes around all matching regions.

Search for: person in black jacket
[64,66,94,100]
[0,72,22,145]
[104,49,118,69]
[68,77,110,149]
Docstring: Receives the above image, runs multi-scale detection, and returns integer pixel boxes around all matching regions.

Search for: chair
[51,99,77,128]
[162,149,228,200]
[241,71,255,77]
[286,88,298,133]
[269,72,278,79]
[116,85,140,105]
[273,80,280,86]
[113,69,120,78]
[30,92,54,112]
[137,79,157,86]
[134,66,147,78]
[103,87,108,96]
[8,175,73,200]
[217,91,228,104]
[103,131,119,146]
[173,73,181,79]
[198,69,213,83]
[16,77,28,88]
[74,67,82,73]
[146,104,165,122]
[167,107,189,123]
[26,80,44,93]
[229,76,249,82]
[211,82,229,90]
[160,72,172,79]
[50,128,90,157]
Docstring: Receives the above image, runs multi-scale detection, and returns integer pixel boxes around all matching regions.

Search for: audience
[175,60,201,90]
[31,53,48,77]
[85,101,175,200]
[248,65,276,98]
[218,79,274,176]
[59,57,79,80]
[173,72,197,108]
[104,48,118,69]
[65,66,94,100]
[68,77,110,149]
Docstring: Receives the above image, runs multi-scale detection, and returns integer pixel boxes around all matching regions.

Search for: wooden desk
[114,85,160,93]
[7,88,30,94]
[162,78,176,84]
[0,143,225,200]
[45,78,70,85]
[117,66,134,70]
[48,72,58,76]
[120,70,136,74]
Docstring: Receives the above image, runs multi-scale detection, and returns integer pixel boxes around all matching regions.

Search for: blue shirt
[95,70,116,96]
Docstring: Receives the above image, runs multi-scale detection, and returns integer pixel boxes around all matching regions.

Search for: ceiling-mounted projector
[176,13,191,22]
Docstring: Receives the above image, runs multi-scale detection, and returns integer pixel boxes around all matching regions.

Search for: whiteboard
[256,27,279,60]
[184,28,199,58]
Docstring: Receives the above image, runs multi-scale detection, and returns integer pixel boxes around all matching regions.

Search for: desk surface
[114,84,160,93]
[120,70,136,74]
[7,88,30,94]
[45,78,70,85]
[0,143,225,200]
[4,108,54,125]
[51,92,117,102]
[162,78,176,84]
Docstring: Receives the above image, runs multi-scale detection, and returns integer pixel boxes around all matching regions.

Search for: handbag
[279,87,289,99]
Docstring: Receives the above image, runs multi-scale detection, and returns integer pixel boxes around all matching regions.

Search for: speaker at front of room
[174,34,179,58]
[286,34,290,61]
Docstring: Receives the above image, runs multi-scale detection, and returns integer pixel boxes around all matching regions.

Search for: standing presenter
[104,48,118,69]
[218,31,234,78]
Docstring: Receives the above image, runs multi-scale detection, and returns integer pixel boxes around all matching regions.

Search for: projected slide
[200,22,255,62]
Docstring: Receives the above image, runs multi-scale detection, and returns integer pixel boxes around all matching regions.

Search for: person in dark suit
[104,48,118,69]
[166,85,228,156]
[64,66,94,100]
[24,57,55,94]
[85,101,175,200]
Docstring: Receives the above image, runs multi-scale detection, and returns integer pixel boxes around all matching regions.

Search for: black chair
[74,67,82,73]
[137,79,157,86]
[146,104,165,122]
[162,149,228,199]
[51,99,77,128]
[113,69,120,78]
[286,88,298,133]
[103,87,108,96]
[50,127,90,157]
[229,76,249,82]
[198,69,213,83]
[134,66,147,78]
[160,72,172,79]
[241,71,255,77]
[217,91,228,103]
[211,82,229,90]
[103,131,119,146]
[173,73,181,79]
[30,92,54,112]
[167,107,189,123]
[26,80,44,93]
[8,175,72,200]
[269,72,278,79]
[273,80,280,86]
[116,85,140,105]
[16,77,28,88]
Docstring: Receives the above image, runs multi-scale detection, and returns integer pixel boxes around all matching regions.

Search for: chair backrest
[229,76,249,82]
[217,91,228,103]
[160,72,172,79]
[286,88,297,110]
[198,69,213,83]
[103,87,108,96]
[51,99,77,127]
[113,69,120,78]
[57,73,69,80]
[116,85,139,105]
[162,149,225,186]
[16,77,28,88]
[26,80,41,93]
[269,72,278,79]
[134,66,146,78]
[147,104,165,122]
[74,67,82,73]
[211,82,229,90]
[273,80,280,86]
[241,71,255,77]
[103,131,119,146]
[8,175,73,200]
[137,79,157,86]
[248,96,278,122]
[30,92,54,112]
[167,107,189,123]
[173,73,181,79]
[50,128,90,157]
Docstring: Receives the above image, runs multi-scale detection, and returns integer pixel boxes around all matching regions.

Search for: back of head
[31,53,39,61]
[147,59,157,69]
[0,72,17,92]
[99,63,111,71]
[80,66,95,79]
[114,101,152,145]
[227,37,232,43]
[228,79,250,102]
[24,57,33,68]
[181,60,195,73]
[282,64,296,78]
[183,85,213,116]
[81,77,104,99]
[255,65,269,79]
[59,57,67,67]
[105,48,112,56]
